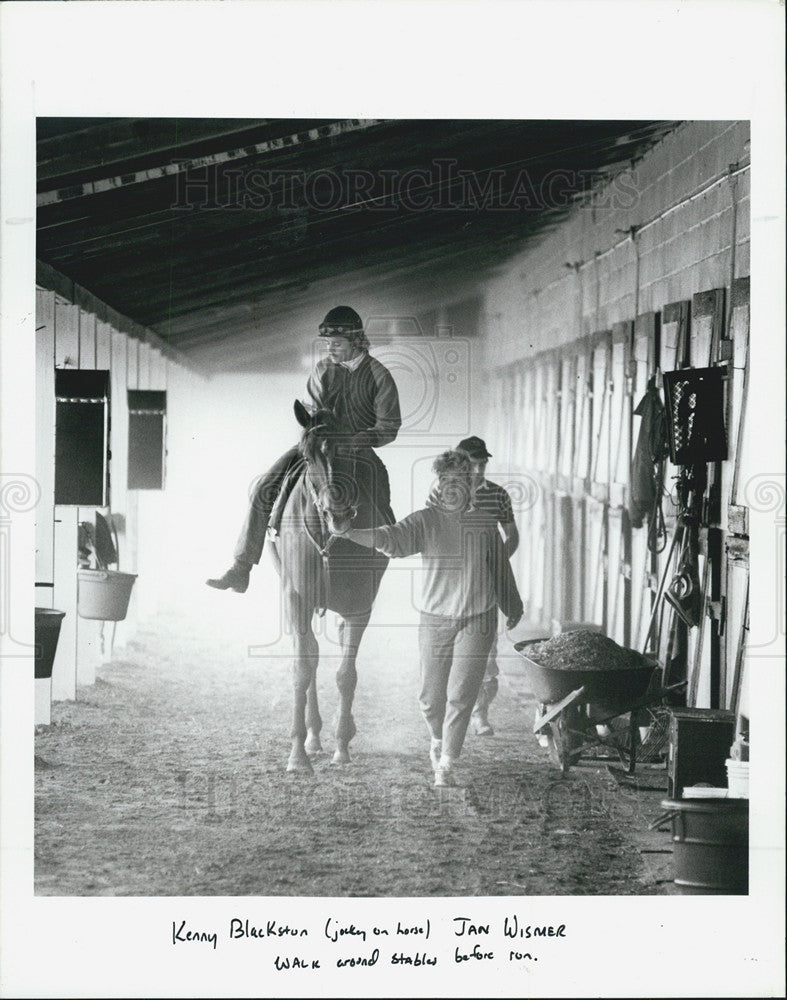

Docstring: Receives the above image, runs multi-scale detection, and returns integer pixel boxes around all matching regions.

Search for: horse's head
[294,400,359,536]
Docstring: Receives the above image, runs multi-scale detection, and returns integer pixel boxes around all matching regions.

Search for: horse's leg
[284,586,318,774]
[304,664,323,755]
[332,609,371,765]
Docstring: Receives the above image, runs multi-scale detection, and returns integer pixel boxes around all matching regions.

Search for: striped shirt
[470,480,515,526]
[427,479,514,527]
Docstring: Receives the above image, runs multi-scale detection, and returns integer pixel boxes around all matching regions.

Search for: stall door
[631,312,659,651]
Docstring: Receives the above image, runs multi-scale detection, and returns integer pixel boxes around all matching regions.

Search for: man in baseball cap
[456,435,492,460]
[455,435,521,736]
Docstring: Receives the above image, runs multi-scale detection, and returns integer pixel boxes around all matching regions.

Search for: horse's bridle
[301,444,359,615]
[304,443,359,537]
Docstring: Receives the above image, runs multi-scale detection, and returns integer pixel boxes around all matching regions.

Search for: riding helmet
[318,306,364,339]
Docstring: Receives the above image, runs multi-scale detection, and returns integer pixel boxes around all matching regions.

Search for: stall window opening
[54,369,110,506]
[127,390,167,489]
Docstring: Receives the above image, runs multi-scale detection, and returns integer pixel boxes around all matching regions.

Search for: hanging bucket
[34,608,66,679]
[77,569,137,621]
[661,798,748,894]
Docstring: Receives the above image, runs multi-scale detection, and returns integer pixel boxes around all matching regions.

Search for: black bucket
[34,608,66,680]
[661,798,749,894]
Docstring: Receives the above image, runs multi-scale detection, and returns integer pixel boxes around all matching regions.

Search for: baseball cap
[456,436,492,459]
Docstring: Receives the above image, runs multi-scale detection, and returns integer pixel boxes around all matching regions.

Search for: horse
[267,400,393,773]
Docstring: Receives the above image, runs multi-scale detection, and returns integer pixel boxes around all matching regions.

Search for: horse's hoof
[305,735,324,755]
[331,749,351,765]
[286,753,314,774]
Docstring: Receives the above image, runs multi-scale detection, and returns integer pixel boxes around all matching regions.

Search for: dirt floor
[34,599,677,897]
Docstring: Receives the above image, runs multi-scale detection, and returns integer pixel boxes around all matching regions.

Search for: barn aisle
[34,589,674,897]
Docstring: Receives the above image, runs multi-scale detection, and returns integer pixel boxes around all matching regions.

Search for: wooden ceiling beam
[37,119,388,207]
[37,118,277,182]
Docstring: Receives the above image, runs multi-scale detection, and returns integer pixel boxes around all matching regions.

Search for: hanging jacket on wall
[629,376,669,529]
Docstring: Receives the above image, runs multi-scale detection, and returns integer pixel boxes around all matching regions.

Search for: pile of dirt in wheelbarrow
[524,630,650,671]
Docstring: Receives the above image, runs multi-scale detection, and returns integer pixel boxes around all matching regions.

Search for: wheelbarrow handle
[648,809,677,831]
[532,686,587,733]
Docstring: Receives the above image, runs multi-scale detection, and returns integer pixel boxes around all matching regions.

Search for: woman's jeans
[418,606,497,759]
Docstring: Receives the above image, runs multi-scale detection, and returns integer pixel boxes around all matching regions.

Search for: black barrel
[34,608,66,679]
[661,797,749,894]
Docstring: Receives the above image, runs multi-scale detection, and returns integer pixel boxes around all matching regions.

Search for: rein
[303,474,336,617]
[301,429,360,616]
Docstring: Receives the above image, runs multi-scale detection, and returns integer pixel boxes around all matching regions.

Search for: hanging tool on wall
[632,371,671,655]
[665,518,702,628]
[629,373,669,553]
[669,464,706,601]
[640,520,682,653]
[661,463,708,698]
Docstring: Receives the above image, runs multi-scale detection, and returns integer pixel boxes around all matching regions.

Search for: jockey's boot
[206,561,251,593]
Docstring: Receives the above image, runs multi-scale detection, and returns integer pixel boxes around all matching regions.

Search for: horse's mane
[298,407,337,465]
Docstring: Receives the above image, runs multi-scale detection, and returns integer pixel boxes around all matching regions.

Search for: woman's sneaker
[471,711,494,736]
[434,764,455,787]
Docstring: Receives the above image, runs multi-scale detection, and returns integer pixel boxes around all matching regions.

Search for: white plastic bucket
[726,759,749,799]
[77,570,137,621]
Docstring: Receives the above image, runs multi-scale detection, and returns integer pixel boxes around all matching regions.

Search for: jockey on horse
[207,305,401,594]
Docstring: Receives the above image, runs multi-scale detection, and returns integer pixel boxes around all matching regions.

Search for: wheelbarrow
[515,640,681,776]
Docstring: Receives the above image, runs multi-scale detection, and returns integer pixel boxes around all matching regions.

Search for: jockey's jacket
[306,352,402,449]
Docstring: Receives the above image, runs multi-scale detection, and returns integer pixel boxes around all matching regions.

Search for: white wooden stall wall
[485,280,749,711]
[539,359,558,620]
[34,289,56,722]
[555,350,577,619]
[724,278,750,714]
[655,301,689,674]
[109,330,133,651]
[135,347,168,621]
[630,312,658,652]
[75,308,103,688]
[686,289,726,708]
[51,299,79,702]
[517,365,537,617]
[36,282,201,718]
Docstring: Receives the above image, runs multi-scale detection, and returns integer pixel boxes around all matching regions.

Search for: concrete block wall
[481,121,750,366]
